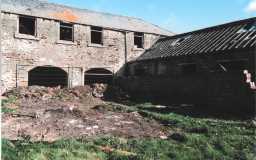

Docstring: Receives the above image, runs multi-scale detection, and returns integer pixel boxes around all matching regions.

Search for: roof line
[43,0,146,22]
[136,18,175,35]
[1,10,170,36]
[160,17,256,40]
[133,17,256,62]
[49,1,175,35]
[2,0,173,35]
[45,1,171,34]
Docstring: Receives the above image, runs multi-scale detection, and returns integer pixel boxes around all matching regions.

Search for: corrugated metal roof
[136,17,256,61]
[1,0,174,36]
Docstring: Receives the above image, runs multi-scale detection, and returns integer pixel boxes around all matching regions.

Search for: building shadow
[103,76,254,121]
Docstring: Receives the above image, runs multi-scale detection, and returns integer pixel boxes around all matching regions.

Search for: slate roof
[136,17,256,61]
[1,0,173,36]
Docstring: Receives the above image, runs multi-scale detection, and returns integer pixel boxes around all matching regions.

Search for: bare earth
[2,85,166,142]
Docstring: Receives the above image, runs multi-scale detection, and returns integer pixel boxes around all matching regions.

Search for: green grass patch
[1,95,18,113]
[3,135,255,160]
[2,107,16,113]
[1,95,17,107]
[2,102,255,160]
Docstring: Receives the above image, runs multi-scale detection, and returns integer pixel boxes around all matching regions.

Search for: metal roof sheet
[136,17,256,61]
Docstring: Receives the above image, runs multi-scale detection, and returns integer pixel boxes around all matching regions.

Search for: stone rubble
[2,85,167,142]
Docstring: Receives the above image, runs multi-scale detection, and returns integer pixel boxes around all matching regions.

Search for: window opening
[91,26,103,45]
[60,22,74,41]
[19,16,36,35]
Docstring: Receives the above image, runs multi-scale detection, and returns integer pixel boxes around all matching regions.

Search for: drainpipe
[124,31,128,64]
[16,64,18,88]
[123,31,129,77]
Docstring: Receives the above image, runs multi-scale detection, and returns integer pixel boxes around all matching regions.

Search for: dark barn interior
[28,66,68,87]
[84,68,113,84]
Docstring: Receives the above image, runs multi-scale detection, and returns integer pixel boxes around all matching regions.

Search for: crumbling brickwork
[1,11,163,91]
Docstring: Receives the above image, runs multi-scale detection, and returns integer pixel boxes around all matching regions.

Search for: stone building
[0,0,173,91]
[123,17,256,115]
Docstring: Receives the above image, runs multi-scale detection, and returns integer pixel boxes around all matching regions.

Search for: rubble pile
[2,84,166,142]
[3,84,129,101]
[3,85,93,101]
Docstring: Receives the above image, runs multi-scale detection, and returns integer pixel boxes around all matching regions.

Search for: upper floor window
[91,26,103,45]
[134,32,144,48]
[19,16,36,36]
[60,22,74,41]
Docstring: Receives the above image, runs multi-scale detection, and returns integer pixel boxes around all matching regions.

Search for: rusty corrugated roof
[136,17,256,61]
[1,0,174,36]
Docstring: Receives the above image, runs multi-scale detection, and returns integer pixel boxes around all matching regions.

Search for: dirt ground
[1,85,167,142]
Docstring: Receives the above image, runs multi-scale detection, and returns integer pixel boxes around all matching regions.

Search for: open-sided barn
[122,17,256,115]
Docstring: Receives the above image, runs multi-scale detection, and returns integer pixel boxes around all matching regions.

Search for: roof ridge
[2,0,173,35]
[161,17,256,40]
[136,17,256,62]
[33,0,171,32]
[43,0,143,21]
[137,18,175,35]
[49,1,175,35]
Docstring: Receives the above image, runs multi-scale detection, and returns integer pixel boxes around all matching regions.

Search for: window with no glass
[91,26,103,45]
[60,22,74,41]
[19,16,36,36]
[134,32,144,48]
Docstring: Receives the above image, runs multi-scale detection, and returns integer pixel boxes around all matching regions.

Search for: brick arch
[28,65,68,87]
[84,68,113,84]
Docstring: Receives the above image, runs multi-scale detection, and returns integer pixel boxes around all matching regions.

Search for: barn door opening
[28,66,68,87]
[84,68,113,84]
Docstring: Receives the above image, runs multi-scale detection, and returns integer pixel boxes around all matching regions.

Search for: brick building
[0,0,173,92]
[123,18,256,114]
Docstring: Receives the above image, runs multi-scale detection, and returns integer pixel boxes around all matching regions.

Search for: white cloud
[245,0,256,13]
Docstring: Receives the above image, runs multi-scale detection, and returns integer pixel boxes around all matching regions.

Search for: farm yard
[1,85,255,160]
[1,0,256,159]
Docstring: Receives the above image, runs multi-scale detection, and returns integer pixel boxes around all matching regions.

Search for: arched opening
[84,68,113,84]
[28,66,68,87]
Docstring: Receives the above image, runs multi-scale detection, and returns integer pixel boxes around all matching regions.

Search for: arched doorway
[28,66,68,87]
[84,68,113,84]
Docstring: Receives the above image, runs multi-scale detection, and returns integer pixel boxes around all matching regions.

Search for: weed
[2,107,16,113]
[1,95,18,113]
[1,95,17,107]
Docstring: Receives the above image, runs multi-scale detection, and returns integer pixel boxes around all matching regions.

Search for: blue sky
[48,0,256,33]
